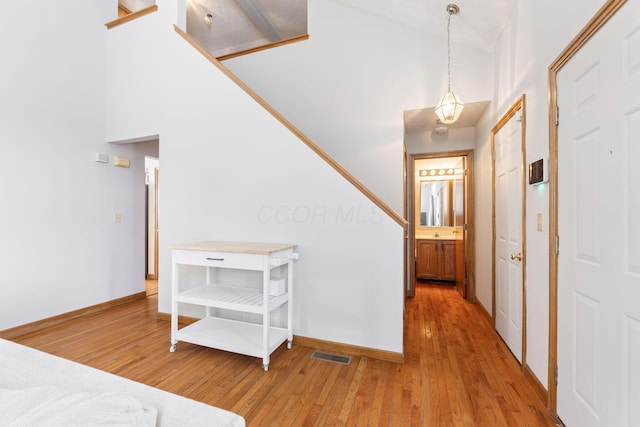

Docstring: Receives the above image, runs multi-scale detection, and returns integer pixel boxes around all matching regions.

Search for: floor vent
[310,350,352,365]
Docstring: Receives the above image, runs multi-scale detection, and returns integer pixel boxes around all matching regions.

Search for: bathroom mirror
[419,180,453,227]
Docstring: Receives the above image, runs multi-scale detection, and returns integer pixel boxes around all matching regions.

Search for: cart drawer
[173,249,263,270]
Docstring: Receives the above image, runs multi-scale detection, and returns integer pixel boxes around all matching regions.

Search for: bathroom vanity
[415,238,456,281]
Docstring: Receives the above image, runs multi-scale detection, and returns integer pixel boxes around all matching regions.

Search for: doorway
[407,150,475,301]
[145,156,159,296]
[549,1,639,424]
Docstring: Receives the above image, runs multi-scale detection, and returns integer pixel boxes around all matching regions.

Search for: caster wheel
[169,344,177,352]
[287,341,292,350]
[263,364,269,372]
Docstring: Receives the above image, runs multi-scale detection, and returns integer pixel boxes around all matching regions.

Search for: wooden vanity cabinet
[416,239,455,281]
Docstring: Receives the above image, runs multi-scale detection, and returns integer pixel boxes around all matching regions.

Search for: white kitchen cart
[170,241,298,371]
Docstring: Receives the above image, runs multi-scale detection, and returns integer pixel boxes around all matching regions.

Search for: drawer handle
[206,257,224,261]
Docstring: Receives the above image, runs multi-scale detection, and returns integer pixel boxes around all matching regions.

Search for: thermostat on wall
[529,158,548,185]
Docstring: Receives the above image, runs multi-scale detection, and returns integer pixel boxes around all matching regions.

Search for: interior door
[455,158,467,297]
[154,167,159,280]
[494,111,524,363]
[557,2,640,425]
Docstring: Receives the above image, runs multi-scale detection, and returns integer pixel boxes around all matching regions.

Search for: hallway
[405,283,556,425]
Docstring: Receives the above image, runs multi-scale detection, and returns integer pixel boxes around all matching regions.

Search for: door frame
[154,167,159,281]
[491,95,527,367]
[547,0,628,413]
[407,149,476,301]
[145,161,160,281]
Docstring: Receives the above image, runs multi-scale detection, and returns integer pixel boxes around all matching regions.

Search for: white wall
[0,0,157,330]
[104,2,405,352]
[224,0,493,214]
[474,0,608,387]
[405,127,476,155]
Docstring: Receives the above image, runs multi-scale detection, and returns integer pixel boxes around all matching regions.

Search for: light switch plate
[113,156,130,168]
[537,212,543,231]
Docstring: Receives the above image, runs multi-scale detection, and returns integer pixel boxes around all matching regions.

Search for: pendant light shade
[435,91,464,124]
[435,4,464,125]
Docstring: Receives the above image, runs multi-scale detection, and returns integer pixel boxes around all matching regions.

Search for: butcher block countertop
[171,241,296,255]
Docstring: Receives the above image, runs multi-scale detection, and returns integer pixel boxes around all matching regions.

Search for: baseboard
[294,335,404,364]
[156,313,404,363]
[0,292,147,340]
[524,364,548,406]
[476,300,493,326]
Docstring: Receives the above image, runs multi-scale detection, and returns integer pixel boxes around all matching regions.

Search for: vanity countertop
[415,234,462,241]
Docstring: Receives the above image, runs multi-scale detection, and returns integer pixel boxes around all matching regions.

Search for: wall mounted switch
[113,156,130,168]
[537,212,543,232]
[113,213,121,223]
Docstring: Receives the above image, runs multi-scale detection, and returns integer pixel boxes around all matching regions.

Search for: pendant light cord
[446,11,452,92]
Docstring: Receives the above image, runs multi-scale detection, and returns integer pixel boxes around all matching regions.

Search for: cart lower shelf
[170,317,291,371]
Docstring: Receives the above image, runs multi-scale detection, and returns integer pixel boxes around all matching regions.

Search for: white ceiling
[332,0,517,52]
[404,100,490,134]
[187,0,307,58]
[331,1,509,133]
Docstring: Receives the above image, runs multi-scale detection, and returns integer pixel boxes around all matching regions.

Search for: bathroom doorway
[407,150,475,300]
[145,156,159,296]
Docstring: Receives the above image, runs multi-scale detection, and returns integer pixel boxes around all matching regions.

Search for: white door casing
[494,109,524,363]
[557,1,640,425]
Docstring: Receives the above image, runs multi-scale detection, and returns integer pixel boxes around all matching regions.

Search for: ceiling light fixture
[435,4,464,125]
[434,120,448,136]
[204,13,213,25]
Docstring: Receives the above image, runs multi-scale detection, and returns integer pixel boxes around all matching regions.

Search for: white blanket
[0,339,245,427]
[0,386,157,426]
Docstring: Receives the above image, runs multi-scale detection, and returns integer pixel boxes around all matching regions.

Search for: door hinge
[555,106,560,126]
[463,223,468,231]
[555,235,560,255]
[555,364,558,386]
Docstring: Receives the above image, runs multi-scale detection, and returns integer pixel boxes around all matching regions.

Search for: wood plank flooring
[8,283,559,426]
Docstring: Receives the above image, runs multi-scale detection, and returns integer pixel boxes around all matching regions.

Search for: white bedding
[0,386,157,426]
[0,339,245,427]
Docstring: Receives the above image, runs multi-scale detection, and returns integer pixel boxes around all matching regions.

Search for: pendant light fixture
[435,4,464,125]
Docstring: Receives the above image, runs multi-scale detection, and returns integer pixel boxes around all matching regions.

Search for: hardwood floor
[8,283,558,426]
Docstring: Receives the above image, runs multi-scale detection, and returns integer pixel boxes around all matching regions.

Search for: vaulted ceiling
[187,0,515,132]
[332,0,517,52]
[187,0,516,57]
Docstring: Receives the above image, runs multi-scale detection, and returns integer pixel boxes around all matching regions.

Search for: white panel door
[495,112,523,363]
[557,2,640,426]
